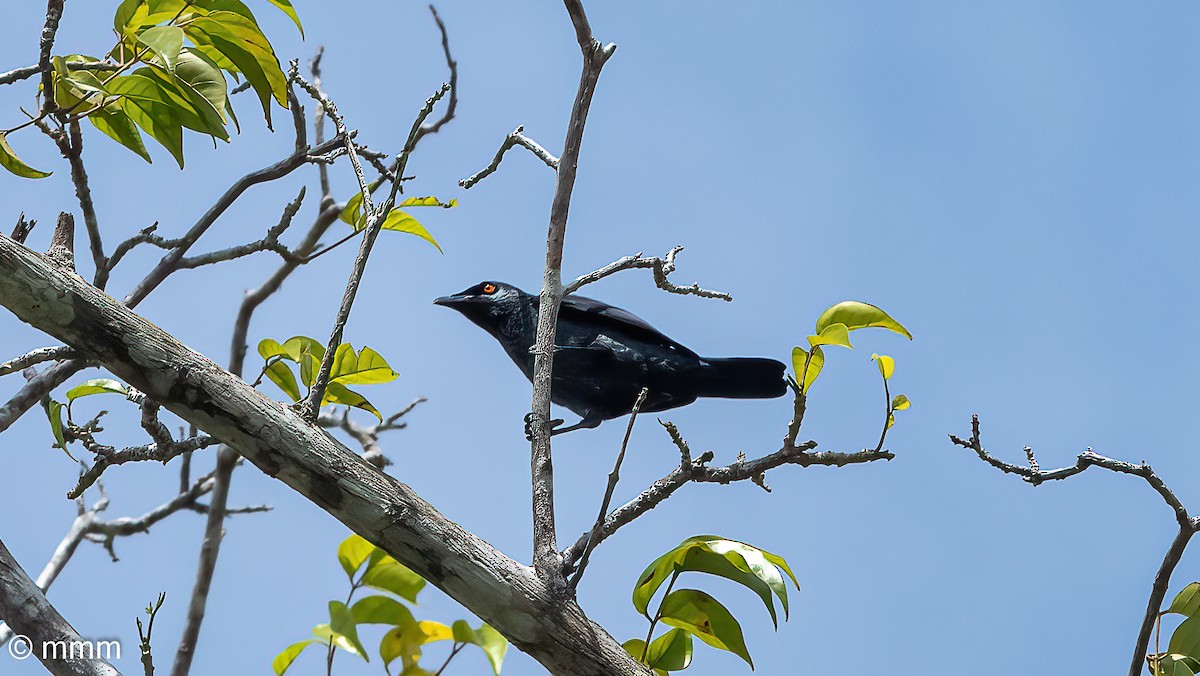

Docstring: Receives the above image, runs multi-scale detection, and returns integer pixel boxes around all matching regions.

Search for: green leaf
[645,628,693,671]
[337,534,377,580]
[278,335,325,362]
[66,378,129,401]
[184,12,287,126]
[90,105,152,162]
[815,300,912,340]
[622,638,647,661]
[474,624,508,676]
[115,0,142,32]
[264,360,300,401]
[139,66,228,141]
[42,399,74,460]
[350,596,415,626]
[330,345,399,386]
[1169,583,1200,617]
[1154,654,1200,676]
[264,0,304,36]
[327,601,369,662]
[361,556,426,603]
[137,25,184,70]
[451,620,475,645]
[323,382,382,421]
[271,639,320,675]
[107,74,185,167]
[0,134,52,179]
[871,353,895,380]
[791,345,824,394]
[891,394,910,411]
[300,352,320,389]
[172,48,230,124]
[659,589,752,668]
[633,536,796,628]
[397,196,458,209]
[1172,615,1200,662]
[806,323,852,349]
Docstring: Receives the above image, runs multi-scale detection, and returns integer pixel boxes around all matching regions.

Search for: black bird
[434,281,787,435]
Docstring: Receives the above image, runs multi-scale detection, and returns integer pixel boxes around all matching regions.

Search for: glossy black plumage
[434,281,787,434]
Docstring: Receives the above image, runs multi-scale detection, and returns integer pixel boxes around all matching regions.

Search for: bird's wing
[559,295,699,359]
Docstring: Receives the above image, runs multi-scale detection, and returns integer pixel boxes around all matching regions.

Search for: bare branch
[459,125,559,189]
[175,188,305,269]
[562,419,892,572]
[564,245,732,300]
[11,212,35,243]
[570,388,647,592]
[68,432,218,500]
[38,0,65,116]
[0,345,74,376]
[0,359,87,434]
[122,132,347,307]
[413,4,459,144]
[0,60,116,87]
[950,414,1200,676]
[525,0,620,589]
[299,83,450,420]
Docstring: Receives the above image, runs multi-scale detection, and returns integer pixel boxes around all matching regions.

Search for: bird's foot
[524,413,564,441]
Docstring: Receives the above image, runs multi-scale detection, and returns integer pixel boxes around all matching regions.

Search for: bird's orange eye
[483,283,497,294]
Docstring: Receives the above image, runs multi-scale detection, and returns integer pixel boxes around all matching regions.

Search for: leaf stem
[640,569,680,663]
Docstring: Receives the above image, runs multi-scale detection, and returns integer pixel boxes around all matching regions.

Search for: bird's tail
[695,357,788,399]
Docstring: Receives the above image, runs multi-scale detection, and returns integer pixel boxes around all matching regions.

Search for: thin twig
[137,592,167,676]
[413,4,458,144]
[459,125,560,189]
[299,83,449,419]
[564,246,732,300]
[570,388,648,592]
[175,188,305,269]
[0,346,74,377]
[949,415,1200,676]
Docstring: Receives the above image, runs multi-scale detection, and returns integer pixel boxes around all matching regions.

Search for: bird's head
[434,281,526,328]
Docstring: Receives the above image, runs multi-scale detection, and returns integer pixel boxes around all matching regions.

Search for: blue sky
[2,1,1200,674]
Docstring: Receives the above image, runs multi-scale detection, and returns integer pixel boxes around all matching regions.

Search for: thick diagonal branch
[0,232,646,675]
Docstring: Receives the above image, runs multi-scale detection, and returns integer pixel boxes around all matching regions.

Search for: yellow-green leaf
[330,345,399,386]
[397,196,458,209]
[271,639,320,675]
[378,209,442,253]
[350,596,415,626]
[361,556,426,603]
[0,134,51,179]
[871,353,895,380]
[815,301,912,340]
[322,382,382,421]
[42,399,75,460]
[892,394,910,411]
[791,345,824,393]
[137,25,184,71]
[806,322,852,350]
[645,628,692,671]
[337,534,377,580]
[65,378,129,401]
[474,624,508,676]
[327,601,368,662]
[659,589,752,668]
[265,360,300,401]
[1169,583,1200,617]
[264,0,303,36]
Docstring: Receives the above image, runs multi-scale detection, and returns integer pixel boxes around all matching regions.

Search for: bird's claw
[524,413,564,441]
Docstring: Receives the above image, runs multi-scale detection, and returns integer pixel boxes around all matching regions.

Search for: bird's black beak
[434,294,470,307]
